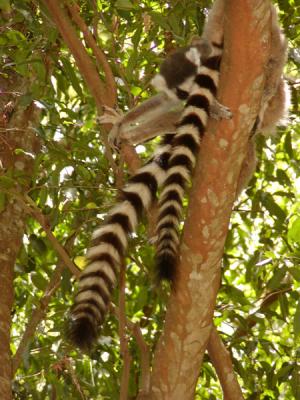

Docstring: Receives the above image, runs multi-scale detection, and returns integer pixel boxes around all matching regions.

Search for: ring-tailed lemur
[155,0,290,279]
[69,0,289,351]
[69,37,224,350]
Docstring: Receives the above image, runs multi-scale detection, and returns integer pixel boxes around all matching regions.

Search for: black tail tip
[155,253,177,282]
[67,316,98,353]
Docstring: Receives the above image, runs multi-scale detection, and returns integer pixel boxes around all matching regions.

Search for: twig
[12,266,63,374]
[44,0,142,177]
[43,0,121,176]
[233,286,292,339]
[12,234,76,374]
[24,194,80,278]
[111,304,151,397]
[64,357,86,400]
[2,188,80,278]
[43,0,107,111]
[133,324,151,397]
[65,2,117,105]
[118,262,132,400]
[207,326,244,400]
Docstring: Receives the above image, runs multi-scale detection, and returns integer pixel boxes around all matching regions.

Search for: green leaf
[291,365,300,399]
[38,187,48,207]
[0,0,11,12]
[294,298,300,338]
[19,93,33,107]
[30,234,47,255]
[276,169,291,186]
[32,59,46,82]
[267,267,286,290]
[60,58,83,97]
[86,202,98,209]
[279,293,289,320]
[31,272,48,291]
[225,285,249,305]
[284,131,294,158]
[0,175,15,188]
[290,267,300,282]
[0,192,6,212]
[115,0,134,10]
[261,192,286,222]
[74,256,87,270]
[288,217,300,244]
[6,29,26,44]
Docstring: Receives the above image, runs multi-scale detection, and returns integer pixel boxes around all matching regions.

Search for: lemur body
[69,0,289,351]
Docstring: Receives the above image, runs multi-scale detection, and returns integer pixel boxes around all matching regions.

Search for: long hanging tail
[69,135,173,351]
[68,39,213,351]
[155,43,223,281]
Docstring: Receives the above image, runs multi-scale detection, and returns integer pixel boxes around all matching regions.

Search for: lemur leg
[101,95,231,149]
[100,94,181,148]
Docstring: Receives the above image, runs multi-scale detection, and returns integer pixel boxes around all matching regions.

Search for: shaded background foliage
[0,0,299,398]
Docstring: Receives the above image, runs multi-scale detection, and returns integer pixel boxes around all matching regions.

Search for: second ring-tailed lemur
[69,0,289,351]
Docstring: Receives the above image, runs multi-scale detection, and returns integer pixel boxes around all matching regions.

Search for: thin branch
[12,235,76,374]
[207,326,244,400]
[64,357,86,400]
[233,286,292,339]
[43,0,108,111]
[43,0,140,178]
[2,189,80,278]
[24,194,80,278]
[12,230,76,375]
[111,305,151,398]
[133,324,151,397]
[65,2,117,105]
[118,263,132,400]
[12,266,63,374]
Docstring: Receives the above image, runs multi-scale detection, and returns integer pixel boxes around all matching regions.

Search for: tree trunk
[0,72,41,399]
[150,1,271,398]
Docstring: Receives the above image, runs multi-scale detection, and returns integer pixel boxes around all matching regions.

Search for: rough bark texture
[149,1,271,398]
[0,73,41,399]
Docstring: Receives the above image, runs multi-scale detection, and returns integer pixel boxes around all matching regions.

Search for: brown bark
[149,1,271,398]
[207,327,244,400]
[0,73,41,399]
[43,0,141,178]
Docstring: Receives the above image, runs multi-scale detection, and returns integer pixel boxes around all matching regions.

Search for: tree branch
[44,0,108,110]
[118,263,132,400]
[207,326,244,400]
[111,305,151,398]
[150,1,271,398]
[65,2,117,106]
[12,235,76,374]
[43,0,140,181]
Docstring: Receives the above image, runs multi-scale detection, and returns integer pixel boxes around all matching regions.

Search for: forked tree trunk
[149,1,271,398]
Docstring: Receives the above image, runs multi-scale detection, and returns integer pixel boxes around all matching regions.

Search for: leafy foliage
[1,0,299,398]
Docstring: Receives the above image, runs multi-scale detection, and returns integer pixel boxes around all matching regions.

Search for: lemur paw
[98,105,123,125]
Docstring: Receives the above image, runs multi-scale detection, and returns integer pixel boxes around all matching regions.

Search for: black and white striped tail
[155,43,223,282]
[69,135,173,351]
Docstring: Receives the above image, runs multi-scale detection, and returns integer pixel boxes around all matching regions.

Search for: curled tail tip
[155,253,177,282]
[67,315,98,353]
